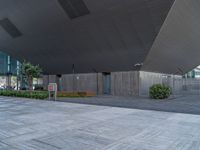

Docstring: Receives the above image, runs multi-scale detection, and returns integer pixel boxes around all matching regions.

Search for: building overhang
[0,0,199,75]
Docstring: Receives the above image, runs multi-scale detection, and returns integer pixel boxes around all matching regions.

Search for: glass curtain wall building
[0,52,43,90]
[185,66,200,78]
[0,51,20,89]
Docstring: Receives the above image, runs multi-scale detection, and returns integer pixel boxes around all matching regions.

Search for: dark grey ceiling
[0,0,175,74]
[142,0,200,74]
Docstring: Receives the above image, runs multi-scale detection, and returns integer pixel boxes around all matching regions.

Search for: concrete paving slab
[59,95,200,115]
[0,96,200,149]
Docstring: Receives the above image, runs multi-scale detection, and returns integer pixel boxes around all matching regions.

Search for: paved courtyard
[0,96,200,149]
[59,95,200,115]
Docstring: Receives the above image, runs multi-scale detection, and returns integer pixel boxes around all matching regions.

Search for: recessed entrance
[103,72,111,95]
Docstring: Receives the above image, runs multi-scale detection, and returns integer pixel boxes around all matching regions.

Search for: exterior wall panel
[43,73,103,94]
[61,73,100,93]
[43,71,197,97]
[139,71,183,96]
[111,71,139,96]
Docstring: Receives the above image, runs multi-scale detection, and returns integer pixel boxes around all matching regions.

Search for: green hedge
[149,84,171,99]
[0,90,48,99]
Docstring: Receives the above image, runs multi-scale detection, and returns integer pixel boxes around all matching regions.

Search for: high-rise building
[0,51,19,75]
[0,51,19,89]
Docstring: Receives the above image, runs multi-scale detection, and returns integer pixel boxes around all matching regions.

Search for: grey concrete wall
[42,76,48,90]
[43,75,57,90]
[43,73,103,94]
[111,71,139,96]
[139,71,163,96]
[182,78,200,95]
[43,72,140,96]
[61,73,102,94]
[172,76,183,95]
[43,71,200,97]
[139,71,183,96]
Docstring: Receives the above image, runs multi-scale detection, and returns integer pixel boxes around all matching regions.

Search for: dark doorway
[103,72,111,95]
[56,74,62,91]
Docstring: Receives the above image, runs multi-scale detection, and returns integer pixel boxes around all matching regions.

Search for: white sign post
[48,83,57,101]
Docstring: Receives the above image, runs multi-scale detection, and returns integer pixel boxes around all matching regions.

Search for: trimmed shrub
[149,84,171,99]
[0,90,48,100]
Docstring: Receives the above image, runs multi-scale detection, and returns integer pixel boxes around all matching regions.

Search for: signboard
[48,83,57,100]
[48,83,57,92]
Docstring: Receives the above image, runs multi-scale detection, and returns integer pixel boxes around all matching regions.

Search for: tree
[20,61,42,90]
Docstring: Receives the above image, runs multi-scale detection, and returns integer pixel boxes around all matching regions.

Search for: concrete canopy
[0,0,184,74]
[142,0,200,75]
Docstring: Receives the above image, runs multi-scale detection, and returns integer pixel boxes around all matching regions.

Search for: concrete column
[97,73,103,95]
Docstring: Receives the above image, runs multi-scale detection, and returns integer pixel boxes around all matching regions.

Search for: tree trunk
[28,77,33,90]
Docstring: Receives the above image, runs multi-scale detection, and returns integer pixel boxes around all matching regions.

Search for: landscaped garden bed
[0,90,48,99]
[57,91,96,98]
[0,90,96,100]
